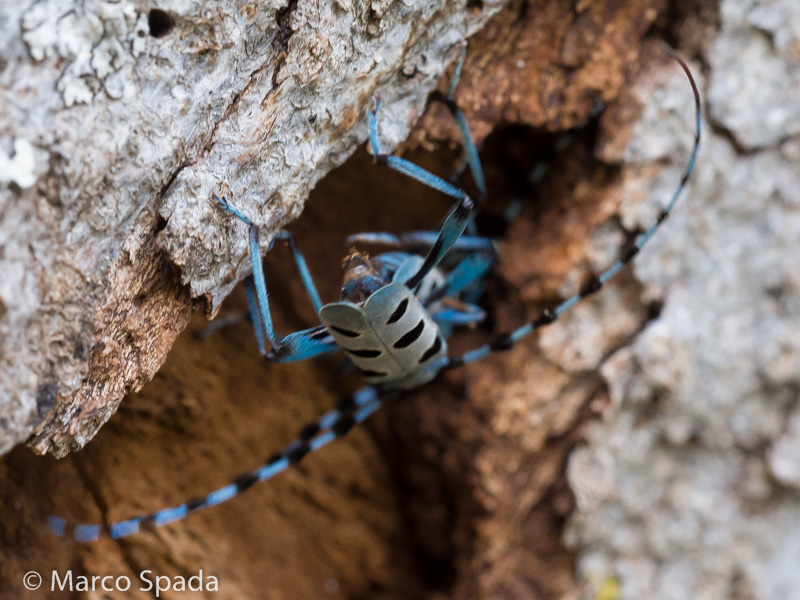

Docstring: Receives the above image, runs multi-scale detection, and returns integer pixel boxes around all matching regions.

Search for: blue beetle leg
[430,43,486,221]
[365,121,476,287]
[448,42,467,96]
[246,223,280,350]
[431,302,486,339]
[346,231,495,256]
[243,277,336,364]
[367,97,480,288]
[215,193,252,224]
[448,154,470,183]
[446,51,702,370]
[273,230,323,313]
[378,154,474,204]
[214,193,279,350]
[430,94,485,201]
[215,196,337,361]
[421,250,494,310]
[344,232,403,247]
[367,105,470,202]
[243,277,268,355]
[432,305,486,326]
[47,387,386,541]
[401,232,495,255]
[441,251,494,295]
[266,326,340,362]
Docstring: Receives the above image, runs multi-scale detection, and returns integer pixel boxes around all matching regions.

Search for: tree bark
[3,1,798,600]
[1,0,509,457]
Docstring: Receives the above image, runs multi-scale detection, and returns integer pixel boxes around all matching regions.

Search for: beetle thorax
[340,249,388,304]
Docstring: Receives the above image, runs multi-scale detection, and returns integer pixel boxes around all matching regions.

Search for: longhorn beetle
[47,47,701,542]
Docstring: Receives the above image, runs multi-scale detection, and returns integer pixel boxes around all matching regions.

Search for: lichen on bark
[1,0,507,457]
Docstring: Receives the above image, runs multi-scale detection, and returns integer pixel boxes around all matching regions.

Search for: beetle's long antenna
[445,50,701,369]
[47,387,386,541]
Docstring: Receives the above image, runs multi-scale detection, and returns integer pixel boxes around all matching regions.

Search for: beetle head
[341,249,387,304]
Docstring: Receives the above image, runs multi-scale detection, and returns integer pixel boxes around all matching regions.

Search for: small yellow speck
[596,577,620,600]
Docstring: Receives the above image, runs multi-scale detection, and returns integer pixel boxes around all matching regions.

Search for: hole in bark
[275,0,298,50]
[73,334,90,361]
[148,9,176,38]
[154,215,168,233]
[36,377,59,417]
[466,0,483,9]
[647,298,665,322]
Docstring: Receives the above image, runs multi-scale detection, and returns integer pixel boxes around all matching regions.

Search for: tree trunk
[3,0,799,599]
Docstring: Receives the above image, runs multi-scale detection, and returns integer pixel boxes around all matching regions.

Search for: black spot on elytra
[387,298,408,324]
[331,325,360,337]
[348,348,382,358]
[393,319,425,349]
[358,369,387,379]
[310,328,330,341]
[419,336,442,363]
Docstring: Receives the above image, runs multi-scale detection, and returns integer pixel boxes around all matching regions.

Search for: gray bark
[0,0,507,457]
[565,1,800,598]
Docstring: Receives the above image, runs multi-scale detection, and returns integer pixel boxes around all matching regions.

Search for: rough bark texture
[566,1,800,598]
[0,0,508,458]
[2,0,796,599]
